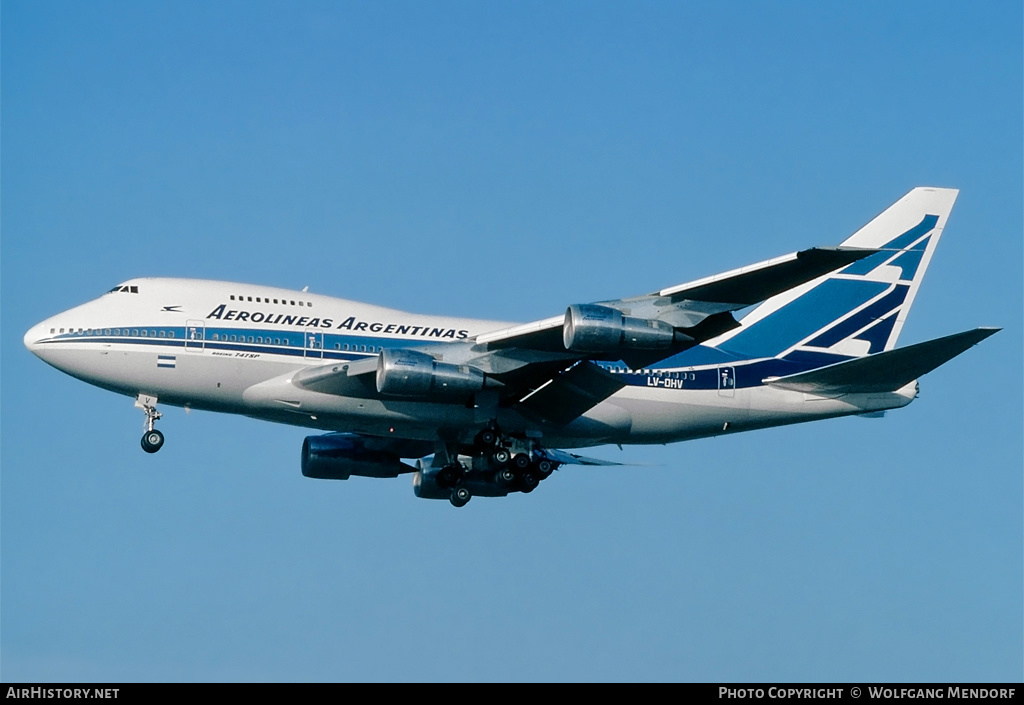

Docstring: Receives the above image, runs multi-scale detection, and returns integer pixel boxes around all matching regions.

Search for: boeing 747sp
[24,188,998,506]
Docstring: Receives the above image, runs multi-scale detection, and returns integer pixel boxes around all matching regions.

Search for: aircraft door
[718,366,736,397]
[185,320,205,350]
[305,329,324,359]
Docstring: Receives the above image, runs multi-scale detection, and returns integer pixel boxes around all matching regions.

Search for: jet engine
[563,303,675,353]
[376,348,489,397]
[411,463,453,500]
[301,433,416,480]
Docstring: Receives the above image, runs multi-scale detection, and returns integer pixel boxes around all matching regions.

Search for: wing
[472,247,874,354]
[290,245,878,426]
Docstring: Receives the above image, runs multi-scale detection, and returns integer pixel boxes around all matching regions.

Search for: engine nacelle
[411,461,452,500]
[301,433,415,480]
[376,347,488,397]
[563,304,675,353]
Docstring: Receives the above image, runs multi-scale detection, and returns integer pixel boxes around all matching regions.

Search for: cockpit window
[107,285,139,294]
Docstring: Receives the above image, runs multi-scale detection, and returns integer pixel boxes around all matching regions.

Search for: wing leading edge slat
[657,247,877,305]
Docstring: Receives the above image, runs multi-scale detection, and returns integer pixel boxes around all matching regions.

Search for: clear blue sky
[3,1,1021,682]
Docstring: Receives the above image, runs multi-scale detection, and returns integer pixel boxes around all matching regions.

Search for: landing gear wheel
[450,486,471,508]
[136,395,164,454]
[491,448,511,466]
[536,459,554,476]
[496,467,516,485]
[520,471,539,493]
[476,429,498,447]
[513,453,532,470]
[141,429,165,454]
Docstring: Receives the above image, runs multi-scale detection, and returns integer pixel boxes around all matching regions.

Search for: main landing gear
[450,486,471,508]
[475,427,555,496]
[135,393,164,453]
[436,426,560,507]
[434,463,471,507]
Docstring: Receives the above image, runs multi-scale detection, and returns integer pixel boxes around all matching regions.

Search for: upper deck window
[227,293,313,307]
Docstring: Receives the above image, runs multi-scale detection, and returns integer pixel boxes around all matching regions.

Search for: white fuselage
[24,278,916,451]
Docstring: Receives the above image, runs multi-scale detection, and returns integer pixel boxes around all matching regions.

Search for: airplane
[24,187,998,507]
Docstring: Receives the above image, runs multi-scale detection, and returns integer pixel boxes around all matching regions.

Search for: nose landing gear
[135,394,164,453]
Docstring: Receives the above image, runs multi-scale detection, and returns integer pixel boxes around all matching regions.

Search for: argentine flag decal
[157,355,176,369]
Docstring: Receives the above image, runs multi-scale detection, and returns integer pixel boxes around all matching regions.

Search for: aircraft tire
[450,486,471,508]
[520,471,538,493]
[476,429,498,447]
[496,467,516,485]
[513,453,531,470]
[491,448,510,466]
[141,429,164,454]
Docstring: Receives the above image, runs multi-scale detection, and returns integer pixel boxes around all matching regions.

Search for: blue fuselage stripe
[37,326,858,392]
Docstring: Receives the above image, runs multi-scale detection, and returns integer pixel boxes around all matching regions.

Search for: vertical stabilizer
[714,187,958,361]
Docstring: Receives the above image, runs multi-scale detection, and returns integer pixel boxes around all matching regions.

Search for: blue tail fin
[714,187,958,361]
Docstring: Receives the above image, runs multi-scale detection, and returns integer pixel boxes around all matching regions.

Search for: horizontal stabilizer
[765,327,999,394]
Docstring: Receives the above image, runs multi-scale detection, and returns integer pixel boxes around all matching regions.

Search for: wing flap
[542,448,626,466]
[517,361,627,425]
[765,327,1000,394]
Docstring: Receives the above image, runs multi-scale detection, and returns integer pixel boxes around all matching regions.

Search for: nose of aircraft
[24,320,49,357]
